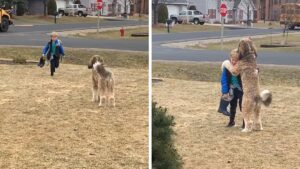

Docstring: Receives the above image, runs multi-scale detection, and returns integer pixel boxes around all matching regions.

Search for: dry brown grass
[152,61,300,169]
[0,63,148,168]
[13,15,103,25]
[152,24,221,33]
[72,27,149,40]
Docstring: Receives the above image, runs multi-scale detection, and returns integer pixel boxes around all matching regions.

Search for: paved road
[0,20,148,51]
[153,28,300,66]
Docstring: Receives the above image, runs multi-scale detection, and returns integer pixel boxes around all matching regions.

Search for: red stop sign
[97,0,103,10]
[220,3,227,17]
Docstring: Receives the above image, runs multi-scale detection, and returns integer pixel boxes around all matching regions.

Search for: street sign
[220,3,227,17]
[97,0,103,10]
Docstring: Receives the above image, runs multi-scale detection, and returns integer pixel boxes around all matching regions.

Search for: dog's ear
[88,56,97,69]
[99,57,104,64]
[238,40,249,59]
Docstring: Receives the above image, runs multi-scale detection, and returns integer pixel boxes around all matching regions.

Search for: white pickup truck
[171,10,207,25]
[58,4,89,17]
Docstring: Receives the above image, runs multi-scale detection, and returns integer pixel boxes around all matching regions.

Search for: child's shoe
[227,121,235,127]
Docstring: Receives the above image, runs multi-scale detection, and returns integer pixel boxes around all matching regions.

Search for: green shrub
[47,0,57,15]
[16,1,26,16]
[157,4,168,23]
[152,102,182,169]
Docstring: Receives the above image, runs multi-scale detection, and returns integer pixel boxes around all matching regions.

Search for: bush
[47,0,57,15]
[157,4,168,23]
[152,102,182,169]
[16,2,26,16]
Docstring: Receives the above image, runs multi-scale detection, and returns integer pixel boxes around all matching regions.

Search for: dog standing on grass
[234,39,272,132]
[88,55,115,107]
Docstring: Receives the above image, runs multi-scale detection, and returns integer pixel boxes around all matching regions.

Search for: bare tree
[153,0,166,24]
[43,0,48,16]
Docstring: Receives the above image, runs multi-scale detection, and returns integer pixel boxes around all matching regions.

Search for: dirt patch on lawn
[0,64,148,168]
[153,78,300,169]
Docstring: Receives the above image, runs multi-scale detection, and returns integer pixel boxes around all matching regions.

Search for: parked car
[58,4,89,17]
[170,10,206,25]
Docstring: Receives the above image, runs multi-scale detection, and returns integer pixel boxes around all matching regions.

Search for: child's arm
[59,44,65,56]
[58,39,65,56]
[221,60,234,73]
[221,67,229,94]
[42,43,49,56]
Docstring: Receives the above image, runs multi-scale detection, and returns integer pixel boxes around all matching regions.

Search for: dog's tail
[260,90,272,107]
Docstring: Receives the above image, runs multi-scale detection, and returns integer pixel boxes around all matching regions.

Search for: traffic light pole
[221,17,224,50]
[97,10,100,33]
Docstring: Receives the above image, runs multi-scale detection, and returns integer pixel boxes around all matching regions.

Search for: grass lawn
[152,61,300,169]
[128,14,148,21]
[13,15,103,25]
[71,27,148,40]
[190,33,300,53]
[0,47,148,69]
[0,47,148,168]
[153,23,222,33]
[253,21,283,29]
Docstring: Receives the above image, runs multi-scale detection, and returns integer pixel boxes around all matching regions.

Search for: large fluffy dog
[88,55,115,107]
[235,39,272,132]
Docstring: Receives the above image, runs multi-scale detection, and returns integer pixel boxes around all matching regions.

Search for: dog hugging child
[233,38,272,132]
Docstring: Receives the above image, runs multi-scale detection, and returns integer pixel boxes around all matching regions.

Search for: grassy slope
[190,34,300,53]
[153,24,222,33]
[13,15,102,25]
[152,61,300,169]
[0,47,148,69]
[0,48,148,168]
[72,27,149,40]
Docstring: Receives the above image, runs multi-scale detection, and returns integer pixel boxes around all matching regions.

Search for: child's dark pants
[50,55,60,76]
[229,88,243,124]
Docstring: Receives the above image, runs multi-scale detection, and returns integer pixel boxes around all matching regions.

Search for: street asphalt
[153,27,300,66]
[0,20,148,51]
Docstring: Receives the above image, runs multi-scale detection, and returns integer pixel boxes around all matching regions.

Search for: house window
[108,4,112,11]
[118,4,121,13]
[239,10,243,20]
[227,10,234,19]
[208,9,216,19]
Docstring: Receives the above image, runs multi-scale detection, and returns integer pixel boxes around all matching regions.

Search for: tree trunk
[43,0,48,16]
[153,0,159,24]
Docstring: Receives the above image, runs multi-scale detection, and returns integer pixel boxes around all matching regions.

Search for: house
[157,0,188,18]
[190,0,255,23]
[253,0,300,21]
[81,0,131,16]
[27,0,131,16]
[131,0,149,15]
[27,0,72,15]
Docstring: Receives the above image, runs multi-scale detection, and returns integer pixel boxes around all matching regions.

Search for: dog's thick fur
[235,39,272,132]
[88,55,115,107]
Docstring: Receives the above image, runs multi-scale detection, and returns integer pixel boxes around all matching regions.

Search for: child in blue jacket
[38,32,65,76]
[218,49,243,127]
